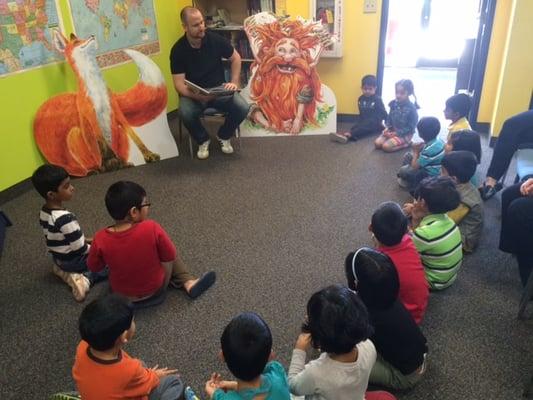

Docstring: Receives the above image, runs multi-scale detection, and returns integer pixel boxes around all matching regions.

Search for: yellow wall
[477,0,513,123]
[0,1,187,191]
[490,0,533,135]
[287,1,383,115]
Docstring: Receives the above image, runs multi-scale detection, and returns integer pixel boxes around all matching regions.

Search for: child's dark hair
[445,93,471,118]
[396,79,420,109]
[361,74,377,87]
[450,130,482,163]
[344,247,399,310]
[79,294,134,351]
[302,284,373,354]
[414,176,461,214]
[105,181,147,220]
[442,151,478,183]
[371,201,408,246]
[31,164,69,199]
[417,117,441,142]
[221,312,272,381]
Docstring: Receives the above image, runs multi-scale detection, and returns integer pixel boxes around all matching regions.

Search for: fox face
[53,32,99,78]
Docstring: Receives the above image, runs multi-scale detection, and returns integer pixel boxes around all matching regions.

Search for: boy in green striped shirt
[403,176,463,290]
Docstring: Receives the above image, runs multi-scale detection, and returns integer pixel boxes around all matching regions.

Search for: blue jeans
[53,253,108,286]
[179,93,250,145]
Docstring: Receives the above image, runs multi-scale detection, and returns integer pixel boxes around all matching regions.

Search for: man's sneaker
[197,140,210,160]
[218,138,234,154]
[329,132,349,144]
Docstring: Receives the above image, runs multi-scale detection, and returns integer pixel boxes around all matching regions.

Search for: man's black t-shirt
[170,31,234,88]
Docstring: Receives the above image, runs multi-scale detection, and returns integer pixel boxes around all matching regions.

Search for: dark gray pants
[149,375,184,400]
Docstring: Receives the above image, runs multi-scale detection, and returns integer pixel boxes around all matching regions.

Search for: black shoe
[479,182,503,200]
[187,271,216,299]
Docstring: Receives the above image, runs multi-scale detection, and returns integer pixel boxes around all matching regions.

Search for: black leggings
[499,183,533,286]
[487,110,533,181]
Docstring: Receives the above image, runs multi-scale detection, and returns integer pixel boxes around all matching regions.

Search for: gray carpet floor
[0,122,532,399]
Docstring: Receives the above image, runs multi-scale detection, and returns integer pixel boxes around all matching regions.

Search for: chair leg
[236,126,242,150]
[518,270,533,319]
[188,135,194,158]
[178,114,183,144]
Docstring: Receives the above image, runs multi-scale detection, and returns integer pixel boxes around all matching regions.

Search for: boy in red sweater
[370,202,428,324]
[73,294,183,399]
[88,181,215,306]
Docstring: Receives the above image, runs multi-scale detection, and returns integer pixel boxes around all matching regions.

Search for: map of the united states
[0,0,61,76]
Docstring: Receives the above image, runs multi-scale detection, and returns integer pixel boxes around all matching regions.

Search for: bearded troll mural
[241,12,337,136]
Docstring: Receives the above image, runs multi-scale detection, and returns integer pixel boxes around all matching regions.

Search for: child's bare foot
[183,271,216,299]
[329,132,350,144]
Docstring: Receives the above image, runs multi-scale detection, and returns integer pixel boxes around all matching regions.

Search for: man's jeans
[179,93,250,145]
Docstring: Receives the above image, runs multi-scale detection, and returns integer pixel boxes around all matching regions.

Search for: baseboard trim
[337,113,357,123]
[0,178,33,206]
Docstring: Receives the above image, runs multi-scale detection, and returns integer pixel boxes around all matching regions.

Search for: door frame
[376,0,497,131]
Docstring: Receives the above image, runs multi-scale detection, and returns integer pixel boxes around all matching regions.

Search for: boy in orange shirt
[72,294,183,400]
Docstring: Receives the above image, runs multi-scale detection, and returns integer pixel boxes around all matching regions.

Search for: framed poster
[310,0,343,57]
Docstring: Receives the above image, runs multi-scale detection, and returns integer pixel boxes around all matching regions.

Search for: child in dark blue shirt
[330,75,387,143]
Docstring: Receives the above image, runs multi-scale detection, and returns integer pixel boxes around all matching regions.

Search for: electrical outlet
[363,0,377,13]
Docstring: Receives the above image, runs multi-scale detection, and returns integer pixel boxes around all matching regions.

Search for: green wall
[0,0,188,191]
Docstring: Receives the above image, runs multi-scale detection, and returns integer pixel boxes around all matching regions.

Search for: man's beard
[251,55,317,132]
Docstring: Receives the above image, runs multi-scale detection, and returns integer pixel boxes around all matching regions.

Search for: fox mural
[34,30,178,176]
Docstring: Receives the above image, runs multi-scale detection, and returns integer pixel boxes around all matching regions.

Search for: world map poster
[68,0,159,67]
[0,0,63,77]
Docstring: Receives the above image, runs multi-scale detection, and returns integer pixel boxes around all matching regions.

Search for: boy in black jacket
[330,75,387,143]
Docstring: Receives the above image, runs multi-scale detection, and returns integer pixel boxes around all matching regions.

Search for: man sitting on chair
[170,6,250,160]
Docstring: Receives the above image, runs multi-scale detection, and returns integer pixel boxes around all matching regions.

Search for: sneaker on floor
[218,138,234,154]
[397,177,409,188]
[187,271,216,299]
[70,274,90,302]
[329,132,349,144]
[184,386,200,400]
[197,140,210,160]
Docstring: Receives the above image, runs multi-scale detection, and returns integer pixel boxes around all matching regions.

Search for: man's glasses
[138,202,151,209]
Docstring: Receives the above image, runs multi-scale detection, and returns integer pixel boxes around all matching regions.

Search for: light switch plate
[363,0,377,13]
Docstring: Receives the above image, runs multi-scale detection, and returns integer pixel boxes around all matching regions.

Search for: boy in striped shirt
[398,117,445,193]
[403,176,463,290]
[32,165,106,302]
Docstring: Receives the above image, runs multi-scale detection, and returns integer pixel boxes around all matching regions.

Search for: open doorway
[377,0,495,136]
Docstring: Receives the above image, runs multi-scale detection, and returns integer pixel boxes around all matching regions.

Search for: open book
[185,80,237,97]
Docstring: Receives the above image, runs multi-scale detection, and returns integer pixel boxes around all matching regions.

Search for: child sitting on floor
[375,79,419,153]
[397,116,445,192]
[370,202,428,324]
[330,75,387,144]
[72,294,183,399]
[31,164,107,302]
[204,312,291,399]
[444,93,472,152]
[288,284,396,400]
[87,181,215,307]
[403,176,463,290]
[442,151,484,253]
[345,249,428,391]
